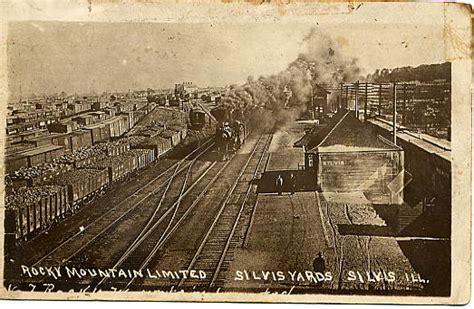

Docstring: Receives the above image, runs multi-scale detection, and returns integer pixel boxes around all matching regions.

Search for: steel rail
[94,159,222,289]
[123,157,184,254]
[209,133,272,287]
[111,150,198,270]
[121,135,267,290]
[121,160,195,290]
[177,133,270,287]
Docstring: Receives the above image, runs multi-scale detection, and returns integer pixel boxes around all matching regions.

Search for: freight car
[51,168,109,207]
[159,130,181,147]
[50,130,94,153]
[132,135,172,159]
[167,124,188,143]
[84,123,111,145]
[88,155,137,184]
[123,149,156,170]
[5,185,69,241]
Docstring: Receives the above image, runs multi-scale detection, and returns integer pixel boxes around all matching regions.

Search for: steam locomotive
[211,106,247,161]
[215,121,246,161]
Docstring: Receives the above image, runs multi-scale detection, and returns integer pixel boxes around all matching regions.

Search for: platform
[226,192,329,290]
[225,191,426,292]
[367,118,450,161]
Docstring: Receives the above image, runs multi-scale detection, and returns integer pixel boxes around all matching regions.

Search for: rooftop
[368,118,451,162]
[303,110,400,153]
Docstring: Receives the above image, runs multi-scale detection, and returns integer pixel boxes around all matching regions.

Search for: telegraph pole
[393,82,397,145]
[345,85,349,109]
[364,82,368,121]
[339,83,344,111]
[402,83,407,125]
[378,83,382,117]
[355,81,359,119]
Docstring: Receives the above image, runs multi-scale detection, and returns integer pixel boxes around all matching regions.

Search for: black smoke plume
[219,28,362,130]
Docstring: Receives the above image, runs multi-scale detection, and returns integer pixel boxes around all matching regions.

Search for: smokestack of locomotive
[218,28,361,129]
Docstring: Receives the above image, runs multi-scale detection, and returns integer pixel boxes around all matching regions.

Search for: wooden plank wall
[317,151,403,204]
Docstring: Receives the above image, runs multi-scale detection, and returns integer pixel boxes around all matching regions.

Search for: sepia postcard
[0,0,471,305]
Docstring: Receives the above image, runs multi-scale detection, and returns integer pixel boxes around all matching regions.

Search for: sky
[7,20,448,100]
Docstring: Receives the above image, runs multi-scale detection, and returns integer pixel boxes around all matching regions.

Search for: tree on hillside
[367,62,451,83]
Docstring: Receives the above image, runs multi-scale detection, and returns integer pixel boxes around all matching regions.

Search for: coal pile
[6,185,63,210]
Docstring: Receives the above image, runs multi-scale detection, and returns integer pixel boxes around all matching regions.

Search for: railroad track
[177,133,273,289]
[93,148,244,290]
[20,141,209,251]
[14,133,270,291]
[25,139,214,270]
[93,133,270,291]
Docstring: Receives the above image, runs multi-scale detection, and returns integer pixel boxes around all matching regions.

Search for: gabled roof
[303,110,400,152]
[294,124,324,148]
[296,110,349,150]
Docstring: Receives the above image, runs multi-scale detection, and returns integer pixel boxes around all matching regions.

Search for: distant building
[175,82,198,99]
[310,85,330,122]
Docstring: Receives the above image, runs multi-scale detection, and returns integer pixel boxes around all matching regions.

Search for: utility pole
[402,83,407,125]
[339,83,344,111]
[311,85,315,120]
[378,83,382,117]
[355,81,359,119]
[393,82,397,145]
[364,82,368,121]
[345,86,349,110]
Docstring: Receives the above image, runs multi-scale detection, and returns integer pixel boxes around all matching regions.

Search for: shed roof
[305,110,399,152]
[300,111,348,150]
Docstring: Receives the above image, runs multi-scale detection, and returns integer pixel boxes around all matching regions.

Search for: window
[307,154,314,168]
